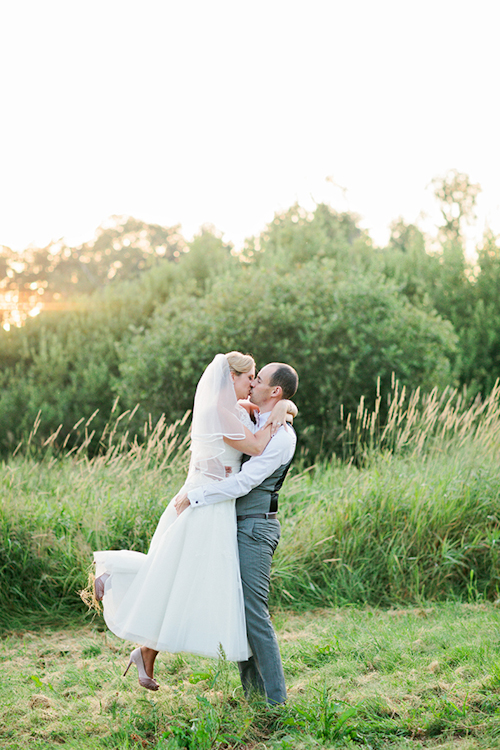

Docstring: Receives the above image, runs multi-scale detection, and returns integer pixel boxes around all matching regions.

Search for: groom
[175,361,298,705]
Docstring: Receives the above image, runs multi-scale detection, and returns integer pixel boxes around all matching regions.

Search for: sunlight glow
[1,0,499,310]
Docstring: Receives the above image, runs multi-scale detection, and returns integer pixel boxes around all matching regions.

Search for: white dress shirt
[188,411,296,508]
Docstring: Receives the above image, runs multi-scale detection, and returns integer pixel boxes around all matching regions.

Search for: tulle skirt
[94,489,250,661]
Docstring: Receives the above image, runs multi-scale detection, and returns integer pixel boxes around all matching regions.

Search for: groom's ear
[272,385,283,399]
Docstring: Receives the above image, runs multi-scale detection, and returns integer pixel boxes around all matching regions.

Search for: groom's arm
[176,430,295,512]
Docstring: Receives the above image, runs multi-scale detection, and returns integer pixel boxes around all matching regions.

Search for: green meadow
[1,383,500,747]
[2,605,500,749]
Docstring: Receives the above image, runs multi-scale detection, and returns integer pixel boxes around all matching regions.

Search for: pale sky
[1,0,499,253]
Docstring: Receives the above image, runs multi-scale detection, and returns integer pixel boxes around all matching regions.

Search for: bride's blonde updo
[225,351,255,376]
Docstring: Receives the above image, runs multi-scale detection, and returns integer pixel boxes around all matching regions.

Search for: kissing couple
[94,351,298,705]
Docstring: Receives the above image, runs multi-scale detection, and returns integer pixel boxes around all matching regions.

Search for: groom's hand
[174,492,190,515]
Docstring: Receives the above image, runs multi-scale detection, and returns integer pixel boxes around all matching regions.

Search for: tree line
[1,170,499,459]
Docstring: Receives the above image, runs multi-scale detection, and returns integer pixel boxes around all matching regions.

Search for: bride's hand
[238,399,260,424]
[174,492,190,515]
[263,400,289,436]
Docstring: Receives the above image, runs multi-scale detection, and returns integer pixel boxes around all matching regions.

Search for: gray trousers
[236,518,287,705]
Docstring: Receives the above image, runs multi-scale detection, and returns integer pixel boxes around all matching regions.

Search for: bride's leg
[141,647,159,680]
[94,573,110,602]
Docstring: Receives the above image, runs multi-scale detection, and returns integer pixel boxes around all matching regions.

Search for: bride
[93,351,296,690]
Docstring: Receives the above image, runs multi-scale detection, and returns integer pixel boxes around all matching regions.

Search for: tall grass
[274,446,500,608]
[273,377,500,608]
[0,407,190,630]
[1,379,500,630]
[341,374,500,461]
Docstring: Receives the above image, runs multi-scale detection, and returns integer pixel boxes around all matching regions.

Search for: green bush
[117,261,457,457]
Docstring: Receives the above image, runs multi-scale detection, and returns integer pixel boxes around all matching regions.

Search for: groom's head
[250,362,298,411]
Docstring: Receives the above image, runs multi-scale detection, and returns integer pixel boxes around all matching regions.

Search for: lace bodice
[185,403,255,490]
[236,403,255,431]
[217,404,255,469]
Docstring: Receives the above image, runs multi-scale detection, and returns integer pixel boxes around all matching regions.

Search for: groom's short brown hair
[269,363,298,400]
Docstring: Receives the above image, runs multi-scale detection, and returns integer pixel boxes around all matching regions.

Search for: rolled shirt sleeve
[188,428,296,507]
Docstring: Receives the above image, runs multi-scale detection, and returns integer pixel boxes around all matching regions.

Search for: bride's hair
[225,351,255,376]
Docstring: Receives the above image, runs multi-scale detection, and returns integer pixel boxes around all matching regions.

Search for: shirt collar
[258,410,272,427]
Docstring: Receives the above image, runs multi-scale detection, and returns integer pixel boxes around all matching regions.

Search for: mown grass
[2,604,500,749]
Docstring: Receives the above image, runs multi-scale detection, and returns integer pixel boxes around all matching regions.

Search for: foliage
[463,229,500,392]
[0,410,190,630]
[175,225,236,293]
[0,226,228,454]
[243,202,372,271]
[382,215,500,397]
[0,216,185,327]
[0,314,119,454]
[117,260,456,457]
[272,378,500,608]
[1,181,500,457]
[431,168,482,243]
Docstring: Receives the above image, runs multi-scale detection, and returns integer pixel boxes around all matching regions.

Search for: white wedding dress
[94,402,252,662]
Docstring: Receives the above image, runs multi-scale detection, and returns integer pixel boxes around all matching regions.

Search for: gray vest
[236,451,294,515]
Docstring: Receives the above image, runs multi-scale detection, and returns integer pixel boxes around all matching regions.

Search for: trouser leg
[238,654,266,697]
[237,519,286,705]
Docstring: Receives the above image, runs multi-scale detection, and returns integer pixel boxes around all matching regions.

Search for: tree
[383,219,437,306]
[462,229,500,392]
[243,203,373,272]
[176,226,236,293]
[431,169,481,243]
[0,217,186,327]
[116,260,457,458]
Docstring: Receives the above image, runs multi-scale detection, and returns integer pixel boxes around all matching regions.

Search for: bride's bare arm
[224,423,272,456]
[284,399,298,419]
[224,399,298,455]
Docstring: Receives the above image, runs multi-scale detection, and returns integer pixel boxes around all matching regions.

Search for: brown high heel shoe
[123,648,159,691]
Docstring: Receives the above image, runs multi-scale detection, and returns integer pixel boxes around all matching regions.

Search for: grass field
[2,438,500,629]
[2,603,500,749]
[2,383,500,747]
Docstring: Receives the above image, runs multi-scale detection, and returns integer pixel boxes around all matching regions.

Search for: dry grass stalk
[341,377,500,460]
